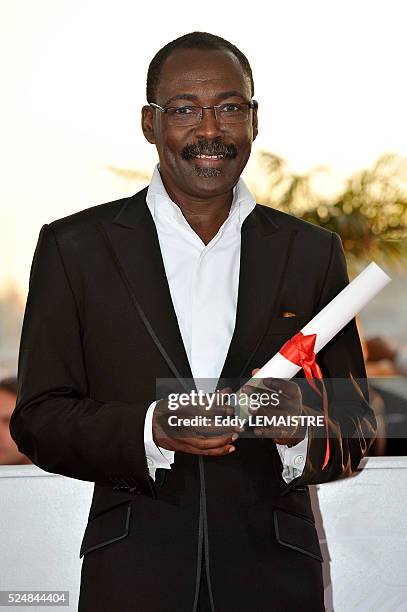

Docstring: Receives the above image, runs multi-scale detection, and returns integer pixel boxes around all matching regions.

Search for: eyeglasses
[149,100,258,127]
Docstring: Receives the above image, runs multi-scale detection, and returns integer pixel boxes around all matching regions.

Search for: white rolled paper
[236,262,391,416]
[251,262,391,381]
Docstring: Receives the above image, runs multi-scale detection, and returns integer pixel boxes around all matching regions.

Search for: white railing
[0,457,406,612]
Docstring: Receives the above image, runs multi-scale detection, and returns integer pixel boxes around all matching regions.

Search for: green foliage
[252,152,407,273]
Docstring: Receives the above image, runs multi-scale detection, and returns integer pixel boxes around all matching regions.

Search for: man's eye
[221,104,240,112]
[173,106,194,114]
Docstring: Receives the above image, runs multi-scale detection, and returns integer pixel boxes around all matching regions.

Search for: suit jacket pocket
[80,501,132,558]
[266,316,307,335]
[273,508,323,562]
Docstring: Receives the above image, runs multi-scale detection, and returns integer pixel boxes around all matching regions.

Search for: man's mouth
[181,140,237,177]
[194,154,225,159]
[192,154,225,160]
[181,139,237,163]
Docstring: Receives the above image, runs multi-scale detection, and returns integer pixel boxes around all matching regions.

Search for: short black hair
[0,377,18,396]
[146,31,254,103]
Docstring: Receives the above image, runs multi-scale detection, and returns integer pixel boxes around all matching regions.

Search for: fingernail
[229,446,236,453]
[231,433,239,441]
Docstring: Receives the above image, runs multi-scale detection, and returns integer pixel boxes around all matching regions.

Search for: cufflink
[281,311,297,318]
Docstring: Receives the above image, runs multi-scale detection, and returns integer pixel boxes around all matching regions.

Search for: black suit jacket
[11,187,376,612]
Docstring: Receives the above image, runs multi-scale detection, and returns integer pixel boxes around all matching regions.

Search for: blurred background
[0,0,406,462]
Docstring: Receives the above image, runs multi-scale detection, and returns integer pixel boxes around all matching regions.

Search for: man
[0,377,31,465]
[11,32,376,612]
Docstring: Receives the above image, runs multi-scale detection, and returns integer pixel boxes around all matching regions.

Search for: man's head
[0,378,31,465]
[142,32,258,201]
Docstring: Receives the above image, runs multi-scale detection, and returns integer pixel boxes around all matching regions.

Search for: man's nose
[194,107,223,140]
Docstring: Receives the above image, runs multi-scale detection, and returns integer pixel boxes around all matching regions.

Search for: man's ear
[252,103,258,141]
[141,105,156,144]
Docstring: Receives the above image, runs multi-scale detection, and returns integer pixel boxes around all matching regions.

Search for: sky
[1,0,406,294]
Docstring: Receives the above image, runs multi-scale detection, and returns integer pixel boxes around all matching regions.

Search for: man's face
[0,390,30,465]
[142,48,258,200]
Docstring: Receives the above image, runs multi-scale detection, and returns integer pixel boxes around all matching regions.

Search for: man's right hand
[152,388,241,456]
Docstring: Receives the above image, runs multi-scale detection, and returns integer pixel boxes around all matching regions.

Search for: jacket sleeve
[280,232,377,494]
[10,224,155,498]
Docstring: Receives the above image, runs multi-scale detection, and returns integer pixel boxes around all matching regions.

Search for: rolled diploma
[238,262,391,405]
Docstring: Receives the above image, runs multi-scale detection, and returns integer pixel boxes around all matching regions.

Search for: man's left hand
[241,371,307,446]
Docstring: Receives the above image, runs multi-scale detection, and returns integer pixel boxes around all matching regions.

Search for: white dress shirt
[143,165,308,483]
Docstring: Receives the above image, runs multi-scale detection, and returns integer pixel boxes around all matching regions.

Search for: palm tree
[251,152,407,273]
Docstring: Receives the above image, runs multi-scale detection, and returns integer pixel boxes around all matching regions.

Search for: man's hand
[152,388,241,456]
[242,370,307,446]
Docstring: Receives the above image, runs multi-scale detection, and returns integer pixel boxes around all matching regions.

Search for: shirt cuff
[144,400,175,481]
[275,428,309,484]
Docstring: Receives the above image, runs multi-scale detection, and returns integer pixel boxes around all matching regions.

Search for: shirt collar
[146,164,256,229]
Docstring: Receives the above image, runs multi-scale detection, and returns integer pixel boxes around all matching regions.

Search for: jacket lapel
[219,207,298,384]
[98,188,194,382]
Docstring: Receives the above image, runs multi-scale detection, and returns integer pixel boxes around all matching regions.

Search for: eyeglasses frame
[149,99,258,125]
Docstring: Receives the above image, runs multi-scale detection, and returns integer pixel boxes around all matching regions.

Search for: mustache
[181,139,238,160]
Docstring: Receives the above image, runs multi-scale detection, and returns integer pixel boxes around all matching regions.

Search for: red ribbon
[280,331,330,469]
